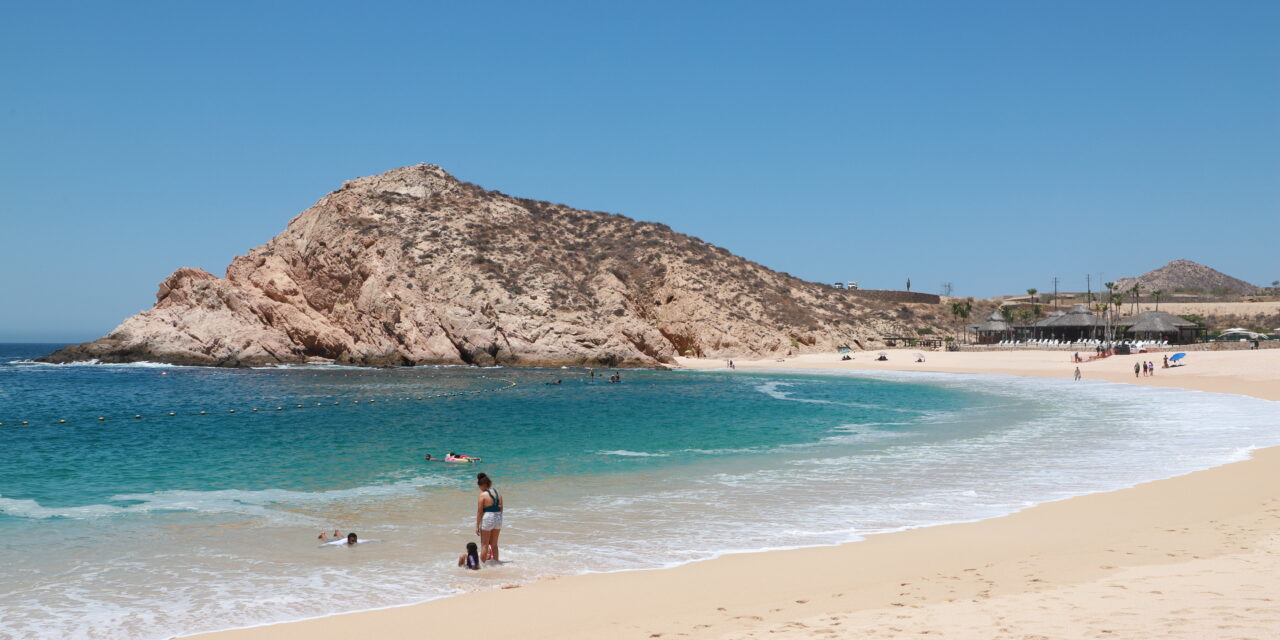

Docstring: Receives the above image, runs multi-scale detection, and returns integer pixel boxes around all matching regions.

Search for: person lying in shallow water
[458,541,481,570]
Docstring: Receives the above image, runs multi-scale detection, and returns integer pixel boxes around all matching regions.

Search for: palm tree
[906,277,911,292]
[1152,289,1164,311]
[1026,288,1037,303]
[1272,280,1279,295]
[1130,282,1142,314]
[949,298,973,343]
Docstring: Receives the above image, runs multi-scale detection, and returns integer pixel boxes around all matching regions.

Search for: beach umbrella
[1170,353,1186,362]
[913,352,925,359]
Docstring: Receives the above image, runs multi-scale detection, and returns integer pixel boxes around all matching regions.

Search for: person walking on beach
[1163,354,1169,368]
[475,473,503,563]
[1148,361,1155,376]
[1074,366,1081,381]
[1135,362,1140,378]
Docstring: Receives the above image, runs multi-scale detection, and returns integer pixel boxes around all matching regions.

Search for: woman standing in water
[475,473,503,563]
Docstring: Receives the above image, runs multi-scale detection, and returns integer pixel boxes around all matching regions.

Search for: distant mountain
[42,165,927,367]
[1113,259,1257,296]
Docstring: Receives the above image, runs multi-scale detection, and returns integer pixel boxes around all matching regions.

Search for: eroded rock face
[42,165,928,367]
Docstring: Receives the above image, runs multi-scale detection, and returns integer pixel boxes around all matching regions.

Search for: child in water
[458,542,481,570]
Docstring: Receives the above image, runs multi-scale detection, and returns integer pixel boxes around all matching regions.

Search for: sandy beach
[189,348,1280,640]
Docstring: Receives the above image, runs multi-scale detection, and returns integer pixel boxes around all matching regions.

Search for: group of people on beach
[317,472,503,572]
[1135,361,1158,377]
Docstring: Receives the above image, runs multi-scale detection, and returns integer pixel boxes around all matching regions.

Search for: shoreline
[188,348,1280,640]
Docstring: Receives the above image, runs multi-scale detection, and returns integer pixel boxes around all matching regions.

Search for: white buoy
[135,415,142,419]
[229,409,236,413]
[199,411,207,415]
[168,412,175,417]
[98,417,106,421]
[58,419,66,424]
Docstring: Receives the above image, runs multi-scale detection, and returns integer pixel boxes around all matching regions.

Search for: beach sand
[188,349,1280,640]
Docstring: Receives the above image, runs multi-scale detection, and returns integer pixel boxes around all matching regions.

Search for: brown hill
[1113,259,1257,297]
[42,165,927,367]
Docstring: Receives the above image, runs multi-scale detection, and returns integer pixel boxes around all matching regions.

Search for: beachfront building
[973,310,1011,344]
[1014,303,1106,343]
[1118,310,1204,344]
[1027,310,1066,340]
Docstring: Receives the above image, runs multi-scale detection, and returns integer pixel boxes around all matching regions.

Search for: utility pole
[1052,276,1059,311]
[1086,274,1091,303]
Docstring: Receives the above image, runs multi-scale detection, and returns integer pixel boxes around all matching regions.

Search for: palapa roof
[975,309,1010,333]
[1124,310,1200,334]
[1048,303,1103,328]
[1034,310,1067,327]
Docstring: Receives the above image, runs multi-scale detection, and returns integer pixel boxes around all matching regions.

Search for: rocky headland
[1113,259,1258,296]
[42,165,933,367]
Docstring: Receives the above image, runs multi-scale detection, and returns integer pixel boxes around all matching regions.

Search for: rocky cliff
[42,165,929,367]
[1113,259,1257,297]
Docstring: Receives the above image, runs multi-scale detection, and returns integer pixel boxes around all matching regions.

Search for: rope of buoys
[3,377,517,427]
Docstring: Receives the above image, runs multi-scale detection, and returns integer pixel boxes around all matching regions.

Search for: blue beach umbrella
[1170,353,1186,362]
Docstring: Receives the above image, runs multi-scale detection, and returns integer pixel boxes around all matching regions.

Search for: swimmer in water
[346,532,358,545]
[446,452,483,463]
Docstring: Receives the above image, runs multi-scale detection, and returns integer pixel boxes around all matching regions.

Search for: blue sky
[2,1,1277,342]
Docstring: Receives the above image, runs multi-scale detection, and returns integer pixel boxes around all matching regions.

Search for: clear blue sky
[2,1,1277,342]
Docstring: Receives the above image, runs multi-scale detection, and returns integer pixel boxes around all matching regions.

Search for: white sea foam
[8,359,205,369]
[752,379,922,412]
[597,450,670,457]
[0,476,453,521]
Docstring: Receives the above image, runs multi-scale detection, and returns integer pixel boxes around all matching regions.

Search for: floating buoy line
[0,378,517,428]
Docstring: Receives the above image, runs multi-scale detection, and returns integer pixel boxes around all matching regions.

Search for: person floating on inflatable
[445,452,482,463]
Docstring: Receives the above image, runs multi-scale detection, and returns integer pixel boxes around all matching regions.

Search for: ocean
[1,342,1277,639]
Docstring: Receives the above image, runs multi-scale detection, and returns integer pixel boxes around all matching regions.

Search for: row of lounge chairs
[994,339,1170,347]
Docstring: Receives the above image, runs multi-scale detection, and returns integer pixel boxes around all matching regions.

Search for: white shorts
[480,512,503,531]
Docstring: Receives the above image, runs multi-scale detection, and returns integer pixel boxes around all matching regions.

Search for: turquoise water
[2,343,1278,639]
